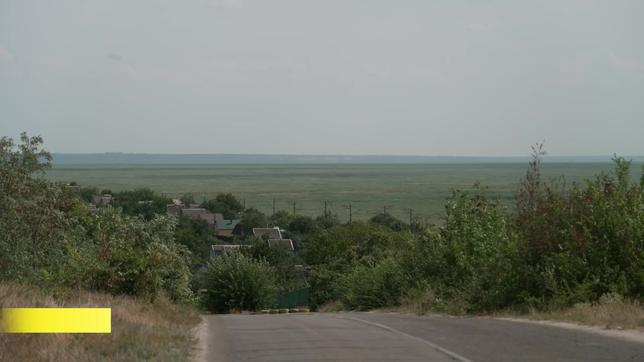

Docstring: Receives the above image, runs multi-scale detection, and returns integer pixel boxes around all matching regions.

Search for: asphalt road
[199,312,644,362]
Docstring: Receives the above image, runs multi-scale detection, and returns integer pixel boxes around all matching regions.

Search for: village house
[92,194,113,205]
[182,208,221,226]
[165,202,224,227]
[252,226,294,251]
[215,219,240,237]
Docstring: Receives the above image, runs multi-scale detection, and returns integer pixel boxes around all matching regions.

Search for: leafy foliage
[202,252,277,313]
[201,193,243,219]
[338,257,407,310]
[110,188,172,220]
[241,208,268,228]
[174,216,217,265]
[0,133,192,302]
[369,213,408,231]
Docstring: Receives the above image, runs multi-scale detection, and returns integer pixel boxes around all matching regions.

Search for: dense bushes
[110,188,172,220]
[306,151,643,314]
[0,133,192,302]
[338,257,407,310]
[71,208,193,301]
[514,154,644,307]
[398,187,523,312]
[305,223,413,308]
[202,253,277,313]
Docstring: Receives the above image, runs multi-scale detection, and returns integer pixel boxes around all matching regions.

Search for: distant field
[45,163,639,222]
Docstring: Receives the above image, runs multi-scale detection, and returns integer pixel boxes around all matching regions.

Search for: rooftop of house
[216,219,240,230]
[267,239,295,251]
[182,208,209,215]
[211,244,246,252]
[210,244,248,257]
[253,227,282,239]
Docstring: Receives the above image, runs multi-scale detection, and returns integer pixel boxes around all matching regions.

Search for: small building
[92,194,113,205]
[216,219,240,237]
[267,239,295,251]
[166,204,225,228]
[252,227,282,240]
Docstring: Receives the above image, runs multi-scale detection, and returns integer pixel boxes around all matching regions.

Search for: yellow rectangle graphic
[1,308,111,333]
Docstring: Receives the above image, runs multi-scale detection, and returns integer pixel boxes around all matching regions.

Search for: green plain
[45,163,638,222]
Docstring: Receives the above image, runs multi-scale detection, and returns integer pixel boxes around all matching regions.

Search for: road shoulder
[193,314,232,362]
[492,316,644,344]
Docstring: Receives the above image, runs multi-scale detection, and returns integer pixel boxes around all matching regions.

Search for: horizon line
[50,152,644,158]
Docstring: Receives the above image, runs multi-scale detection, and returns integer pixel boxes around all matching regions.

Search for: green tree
[174,216,217,265]
[111,188,171,220]
[201,193,243,219]
[241,208,268,228]
[270,210,293,227]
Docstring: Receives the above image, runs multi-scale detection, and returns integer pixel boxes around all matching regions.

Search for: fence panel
[272,287,310,309]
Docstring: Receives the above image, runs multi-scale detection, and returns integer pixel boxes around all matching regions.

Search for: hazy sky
[1,0,643,156]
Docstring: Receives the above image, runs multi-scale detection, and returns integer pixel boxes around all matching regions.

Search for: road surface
[197,312,644,361]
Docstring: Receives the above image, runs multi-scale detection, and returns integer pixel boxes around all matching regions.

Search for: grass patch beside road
[0,283,200,362]
[388,295,644,332]
[499,301,644,332]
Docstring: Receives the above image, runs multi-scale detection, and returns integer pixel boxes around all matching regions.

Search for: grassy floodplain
[45,162,639,222]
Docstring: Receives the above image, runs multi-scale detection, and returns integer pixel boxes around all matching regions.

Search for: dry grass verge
[497,301,644,332]
[0,283,200,362]
[390,292,644,332]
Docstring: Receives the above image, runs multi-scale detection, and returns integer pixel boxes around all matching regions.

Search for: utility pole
[272,199,276,216]
[345,204,352,224]
[408,208,413,225]
[292,201,296,216]
[324,201,328,217]
[243,199,246,210]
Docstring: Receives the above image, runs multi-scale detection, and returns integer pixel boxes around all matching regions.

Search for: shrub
[515,150,644,307]
[69,208,193,302]
[0,134,194,302]
[338,257,407,310]
[369,213,407,231]
[398,186,523,312]
[203,253,277,313]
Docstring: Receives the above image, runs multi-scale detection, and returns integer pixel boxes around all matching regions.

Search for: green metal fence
[272,287,310,309]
